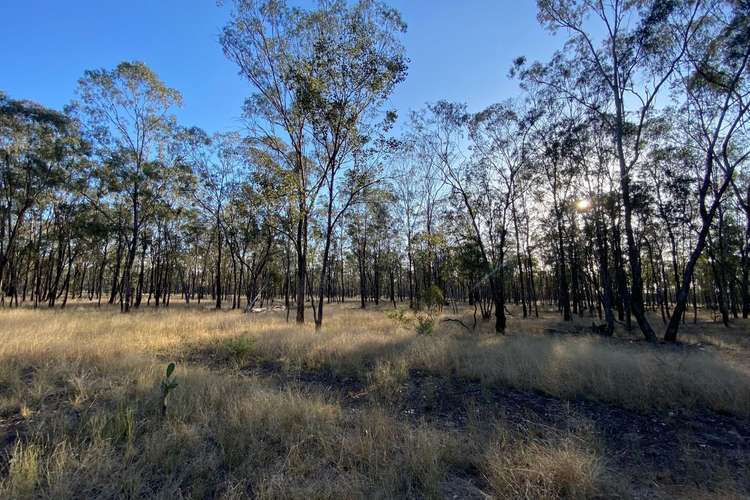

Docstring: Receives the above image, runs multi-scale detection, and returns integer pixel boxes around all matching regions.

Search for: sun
[576,199,592,211]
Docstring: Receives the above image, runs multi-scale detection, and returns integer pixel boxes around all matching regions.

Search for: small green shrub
[415,314,435,336]
[386,308,413,328]
[221,336,256,366]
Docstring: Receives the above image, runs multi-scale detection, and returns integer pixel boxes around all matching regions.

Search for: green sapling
[160,362,178,417]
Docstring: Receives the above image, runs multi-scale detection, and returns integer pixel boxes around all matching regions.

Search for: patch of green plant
[106,403,137,449]
[386,308,413,328]
[415,314,435,336]
[221,336,256,366]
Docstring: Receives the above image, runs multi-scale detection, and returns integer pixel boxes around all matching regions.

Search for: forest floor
[0,301,748,499]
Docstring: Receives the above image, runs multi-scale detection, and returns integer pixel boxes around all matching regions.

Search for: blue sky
[1,1,562,134]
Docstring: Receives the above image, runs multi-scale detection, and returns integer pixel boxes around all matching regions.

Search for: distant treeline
[1,0,748,342]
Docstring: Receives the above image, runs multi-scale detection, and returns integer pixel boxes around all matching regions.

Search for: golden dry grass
[0,302,748,498]
[482,426,612,499]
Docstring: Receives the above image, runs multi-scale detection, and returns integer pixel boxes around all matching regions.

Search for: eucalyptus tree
[305,0,406,328]
[520,0,704,340]
[0,93,85,303]
[345,182,394,308]
[223,180,276,312]
[222,0,322,323]
[399,119,451,295]
[469,100,537,319]
[530,112,586,321]
[733,168,750,318]
[665,2,750,341]
[580,120,623,336]
[182,128,245,309]
[222,0,406,326]
[391,150,425,309]
[644,136,695,300]
[45,193,97,308]
[313,156,383,326]
[369,191,410,308]
[73,61,182,312]
[413,101,511,333]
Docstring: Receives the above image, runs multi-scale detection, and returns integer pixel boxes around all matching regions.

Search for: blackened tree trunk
[295,213,307,323]
[511,202,527,318]
[109,226,123,305]
[594,212,615,336]
[556,211,572,321]
[135,238,147,308]
[215,208,222,310]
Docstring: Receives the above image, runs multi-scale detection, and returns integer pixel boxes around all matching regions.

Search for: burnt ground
[228,360,750,499]
[402,369,750,498]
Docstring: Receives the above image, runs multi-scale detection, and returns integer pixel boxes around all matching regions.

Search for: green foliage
[105,404,137,449]
[160,362,178,418]
[0,92,85,213]
[221,0,408,241]
[412,285,443,335]
[221,336,256,366]
[422,285,444,313]
[415,314,435,336]
[73,60,183,201]
[386,308,413,328]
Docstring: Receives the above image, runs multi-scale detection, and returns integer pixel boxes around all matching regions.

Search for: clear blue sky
[1,1,561,134]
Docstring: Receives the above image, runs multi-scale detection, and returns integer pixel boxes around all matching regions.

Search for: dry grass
[189,306,749,416]
[0,302,748,498]
[482,424,614,499]
[0,345,457,497]
[403,333,750,416]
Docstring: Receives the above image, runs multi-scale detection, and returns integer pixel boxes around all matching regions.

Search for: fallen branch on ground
[442,318,475,332]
